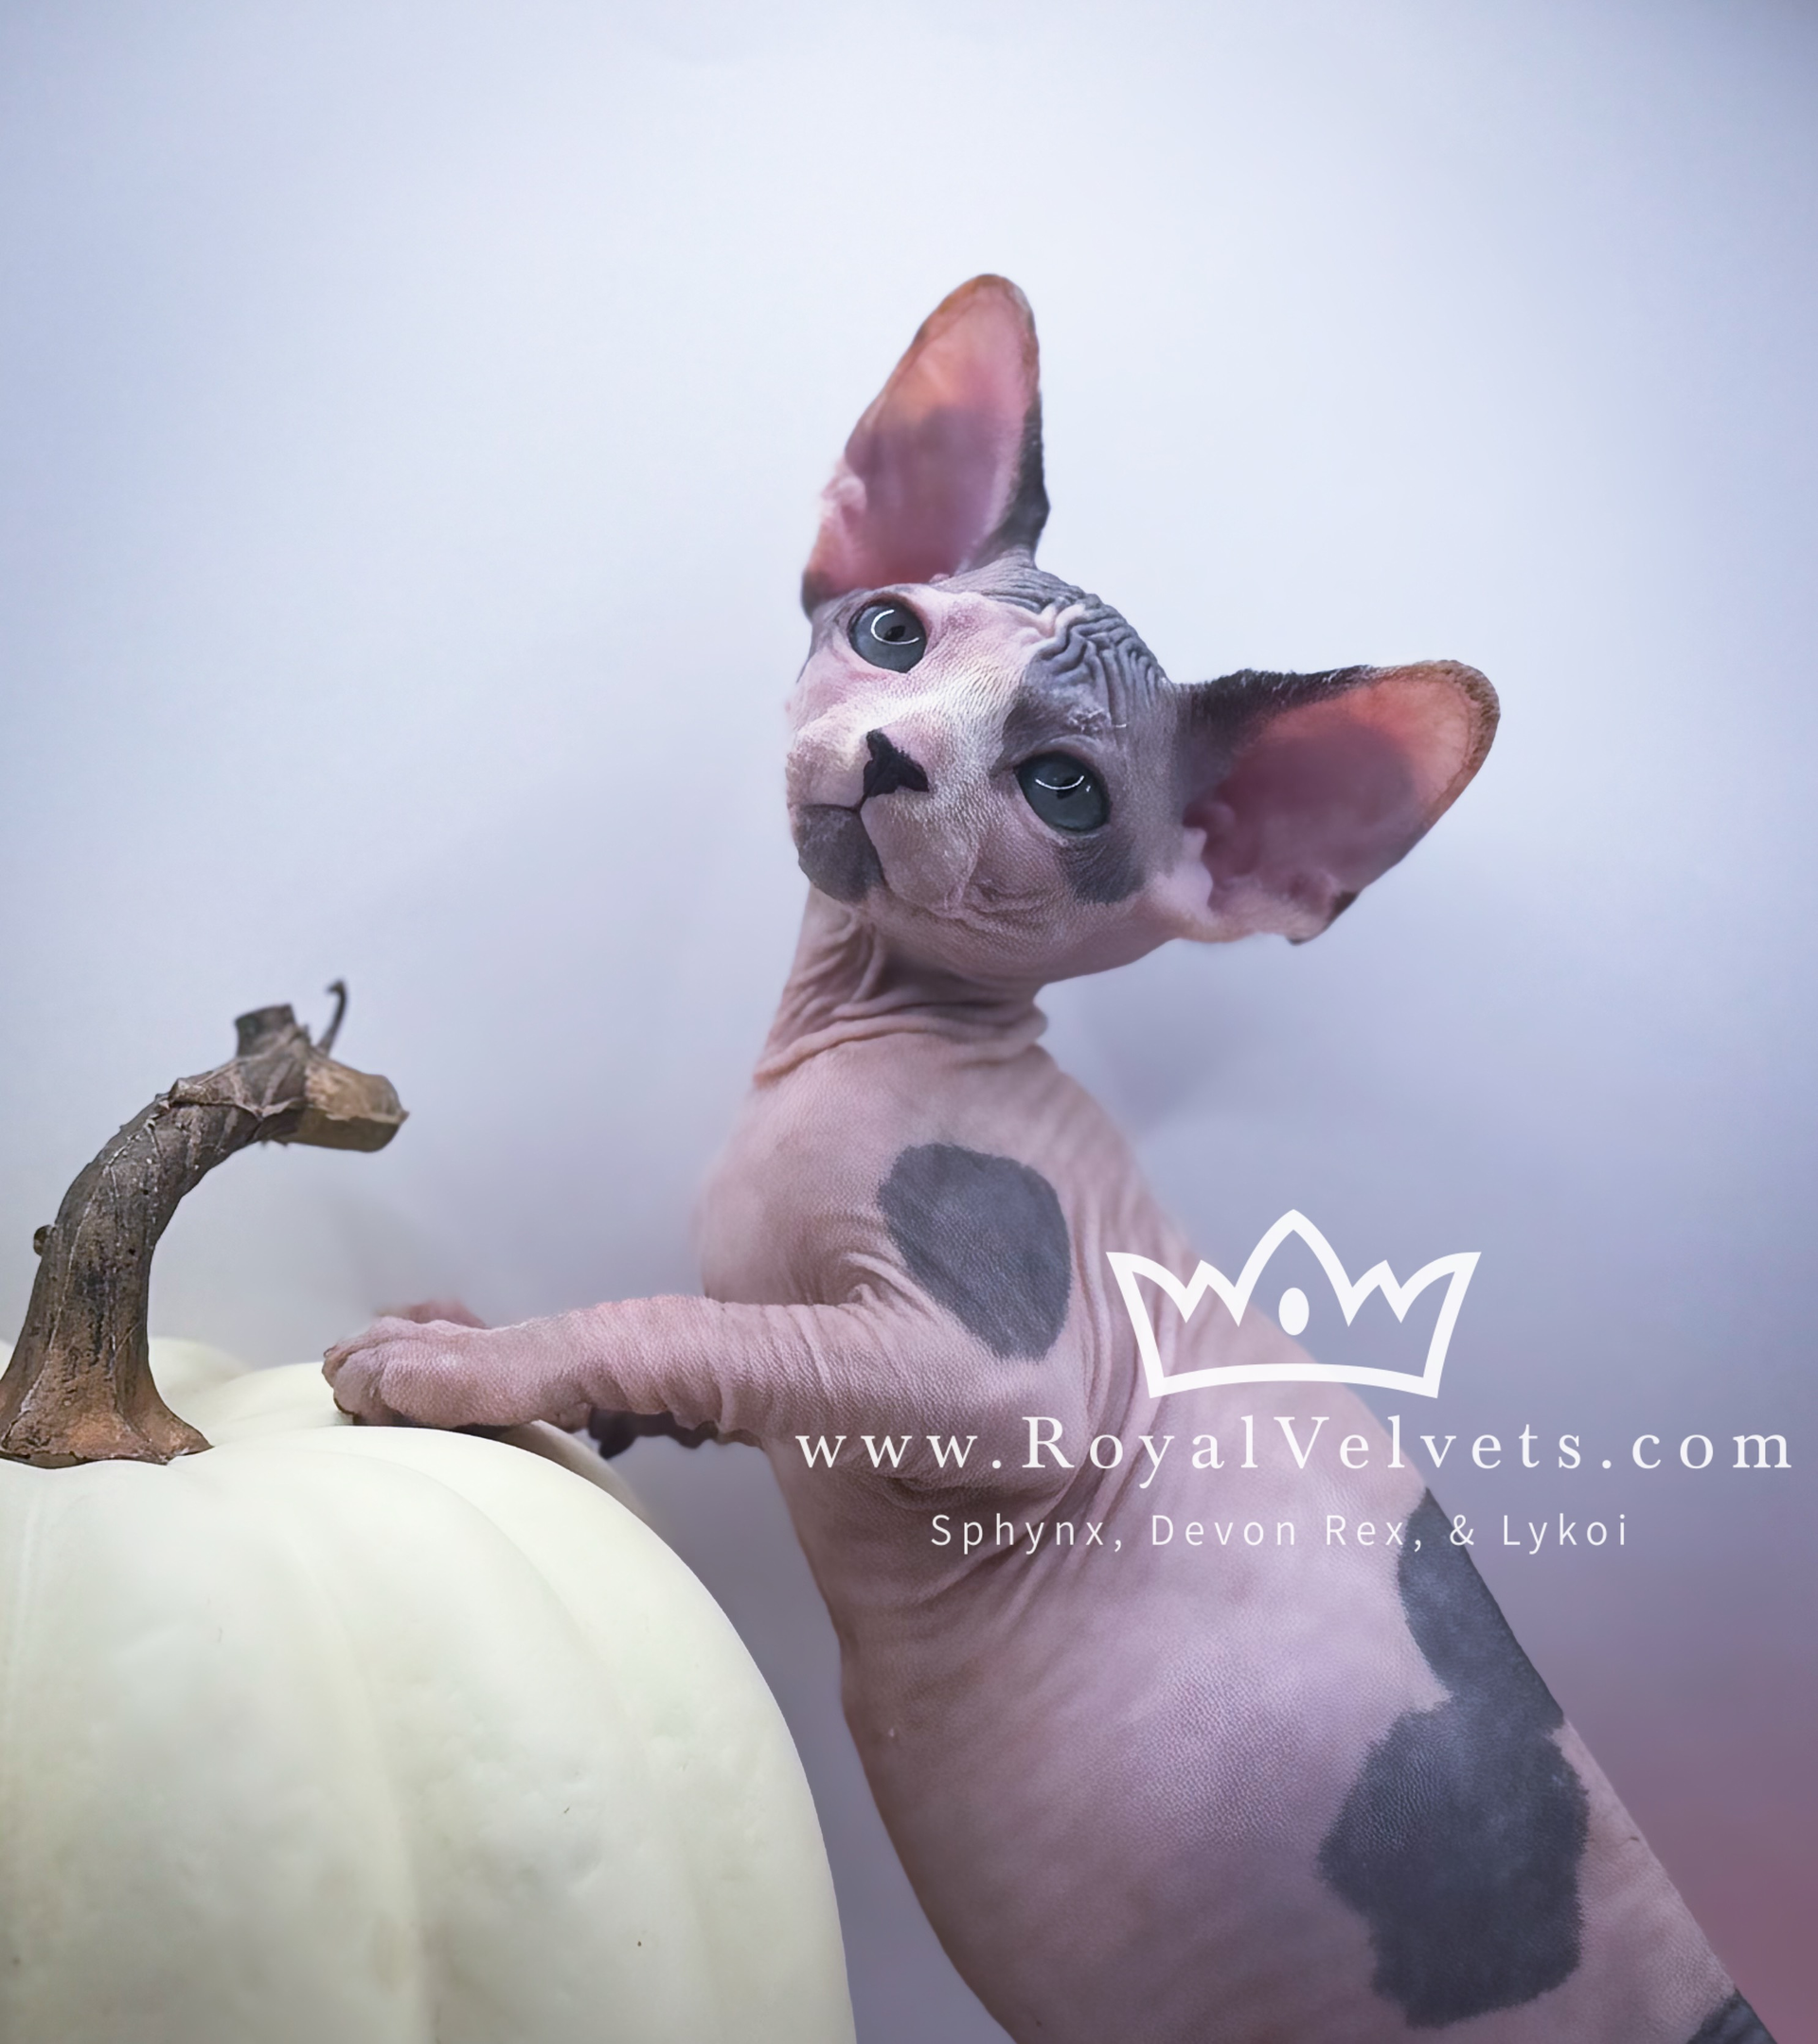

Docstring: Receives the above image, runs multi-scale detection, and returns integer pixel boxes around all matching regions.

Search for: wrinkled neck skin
[758,889,1049,1081]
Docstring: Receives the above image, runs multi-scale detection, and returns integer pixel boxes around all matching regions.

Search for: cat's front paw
[323,1316,588,1432]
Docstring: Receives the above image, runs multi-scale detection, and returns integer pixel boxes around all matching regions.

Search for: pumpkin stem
[0,998,406,1468]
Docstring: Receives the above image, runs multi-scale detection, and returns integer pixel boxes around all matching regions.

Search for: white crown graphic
[1106,1212,1479,1401]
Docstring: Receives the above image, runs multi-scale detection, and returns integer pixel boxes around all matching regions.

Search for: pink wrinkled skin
[326,280,1756,2044]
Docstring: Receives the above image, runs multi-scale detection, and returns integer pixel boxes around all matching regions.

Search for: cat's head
[788,276,1496,986]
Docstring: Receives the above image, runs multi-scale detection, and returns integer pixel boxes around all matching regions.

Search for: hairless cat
[326,277,1771,2044]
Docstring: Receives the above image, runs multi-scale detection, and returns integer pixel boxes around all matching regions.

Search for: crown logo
[1106,1212,1479,1401]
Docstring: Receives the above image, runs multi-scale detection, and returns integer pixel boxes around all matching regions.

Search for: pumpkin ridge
[181,1432,738,2030]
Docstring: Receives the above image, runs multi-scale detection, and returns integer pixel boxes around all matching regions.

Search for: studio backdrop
[1,2,1810,2035]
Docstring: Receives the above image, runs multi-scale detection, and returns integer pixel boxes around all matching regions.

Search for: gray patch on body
[879,1144,1070,1359]
[1687,1992,1775,2044]
[794,805,882,900]
[1317,1493,1591,2029]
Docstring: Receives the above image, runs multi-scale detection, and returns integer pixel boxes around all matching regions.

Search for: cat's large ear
[801,275,1048,613]
[1162,662,1498,941]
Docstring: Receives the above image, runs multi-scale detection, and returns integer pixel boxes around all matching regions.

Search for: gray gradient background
[2,1,1812,2034]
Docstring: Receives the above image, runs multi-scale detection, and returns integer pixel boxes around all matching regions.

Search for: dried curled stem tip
[0,994,406,1469]
[318,979,349,1056]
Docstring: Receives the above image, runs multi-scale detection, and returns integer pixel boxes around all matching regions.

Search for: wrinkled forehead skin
[788,552,1201,987]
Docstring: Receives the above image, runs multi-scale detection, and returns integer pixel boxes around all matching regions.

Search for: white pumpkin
[0,1339,856,2044]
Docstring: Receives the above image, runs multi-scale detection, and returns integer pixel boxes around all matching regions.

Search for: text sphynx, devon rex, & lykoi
[326,278,1771,2044]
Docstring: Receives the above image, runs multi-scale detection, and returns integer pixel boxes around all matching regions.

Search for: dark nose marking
[862,730,930,799]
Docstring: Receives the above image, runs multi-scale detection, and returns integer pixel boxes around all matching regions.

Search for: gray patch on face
[1687,1993,1775,2044]
[1317,1493,1591,2028]
[944,554,1084,615]
[1033,596,1167,720]
[794,805,882,901]
[1000,690,1145,903]
[957,560,1167,707]
[996,616,1157,908]
[998,687,1109,759]
[879,1144,1070,1359]
[1056,828,1145,904]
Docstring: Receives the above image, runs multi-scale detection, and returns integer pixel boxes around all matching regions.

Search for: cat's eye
[1017,754,1110,833]
[849,601,927,672]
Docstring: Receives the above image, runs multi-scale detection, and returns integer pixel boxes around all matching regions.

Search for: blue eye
[1017,754,1109,833]
[850,602,927,672]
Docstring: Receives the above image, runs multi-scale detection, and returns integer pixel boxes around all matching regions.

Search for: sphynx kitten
[327,278,1771,2044]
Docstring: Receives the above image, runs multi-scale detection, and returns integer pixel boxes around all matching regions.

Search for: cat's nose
[862,729,931,800]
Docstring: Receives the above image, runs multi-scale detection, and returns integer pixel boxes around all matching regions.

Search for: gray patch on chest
[879,1144,1070,1358]
[1317,1493,1590,2028]
[1687,1992,1775,2044]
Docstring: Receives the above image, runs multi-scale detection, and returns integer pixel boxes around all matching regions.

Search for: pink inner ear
[1190,667,1492,931]
[803,276,1040,608]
